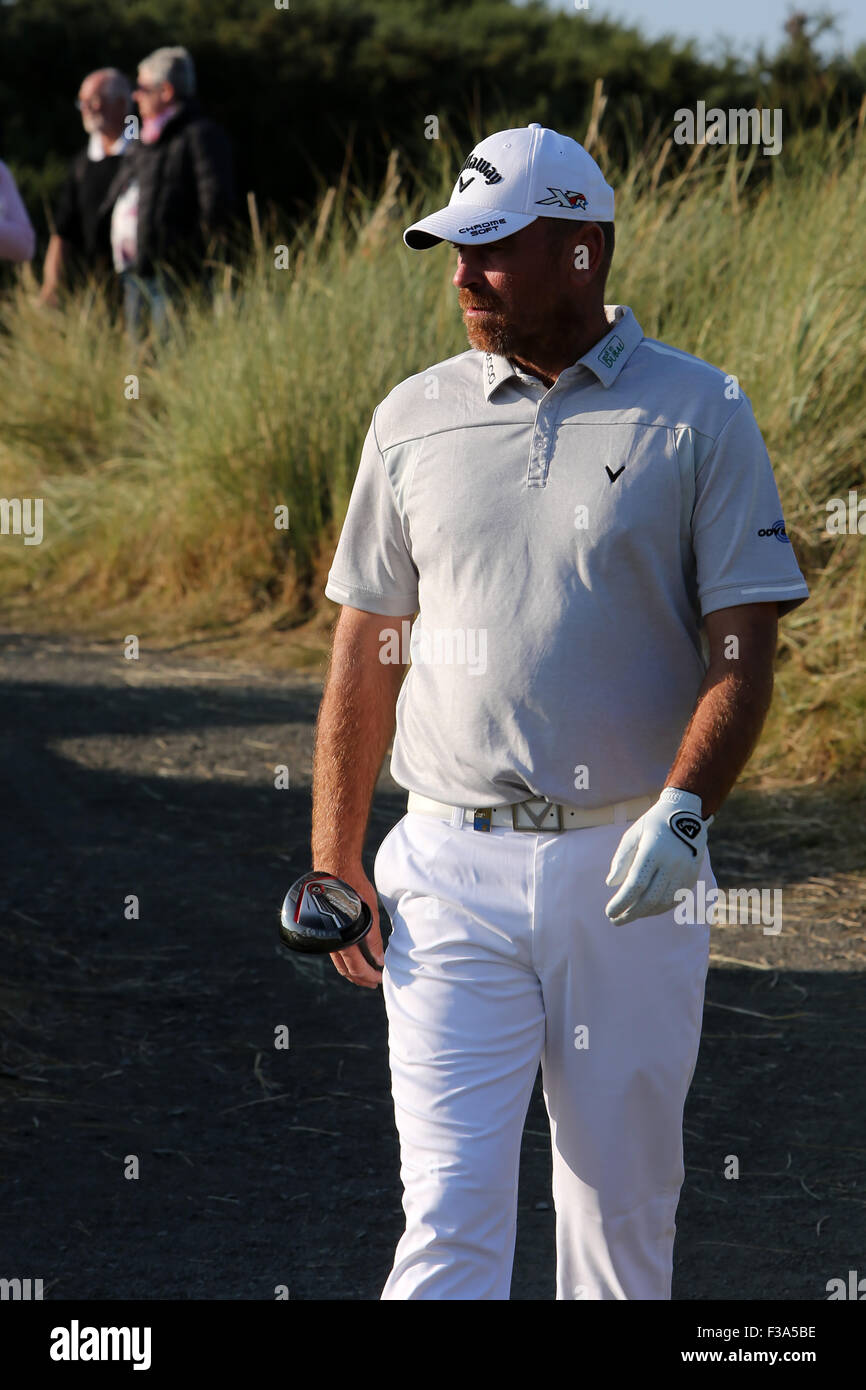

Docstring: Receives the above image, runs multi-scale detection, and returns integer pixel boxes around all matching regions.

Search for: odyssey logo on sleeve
[756,520,790,542]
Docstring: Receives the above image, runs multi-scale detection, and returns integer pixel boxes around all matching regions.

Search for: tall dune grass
[0,122,864,784]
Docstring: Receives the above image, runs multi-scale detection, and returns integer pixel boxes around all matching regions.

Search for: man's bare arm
[39,234,68,305]
[665,603,778,817]
[311,604,412,988]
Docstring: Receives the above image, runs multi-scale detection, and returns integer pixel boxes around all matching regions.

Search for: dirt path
[1,632,864,1300]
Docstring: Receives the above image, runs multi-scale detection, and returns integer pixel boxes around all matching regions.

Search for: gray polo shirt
[325,304,809,809]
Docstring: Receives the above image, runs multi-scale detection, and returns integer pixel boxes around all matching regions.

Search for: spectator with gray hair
[98,46,236,338]
[40,68,133,306]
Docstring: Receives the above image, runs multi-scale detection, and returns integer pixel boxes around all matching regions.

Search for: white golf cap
[403,122,615,250]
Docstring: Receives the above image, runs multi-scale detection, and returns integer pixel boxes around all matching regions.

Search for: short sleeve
[324,412,419,617]
[692,397,809,619]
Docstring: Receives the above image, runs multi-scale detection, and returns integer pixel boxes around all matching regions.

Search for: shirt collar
[482,304,644,400]
[87,130,131,161]
[141,103,181,145]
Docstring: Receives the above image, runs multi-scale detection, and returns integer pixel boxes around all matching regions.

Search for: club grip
[357,936,383,973]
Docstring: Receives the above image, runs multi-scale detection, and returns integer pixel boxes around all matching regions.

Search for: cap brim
[403,204,537,250]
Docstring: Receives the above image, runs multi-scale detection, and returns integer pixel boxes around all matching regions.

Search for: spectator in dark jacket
[98,46,235,338]
[39,68,132,307]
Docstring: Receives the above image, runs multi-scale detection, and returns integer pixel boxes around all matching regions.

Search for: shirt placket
[526,390,559,488]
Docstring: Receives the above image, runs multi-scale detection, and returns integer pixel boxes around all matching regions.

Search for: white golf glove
[605,788,713,925]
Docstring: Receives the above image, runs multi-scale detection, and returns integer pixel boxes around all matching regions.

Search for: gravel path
[0,631,863,1299]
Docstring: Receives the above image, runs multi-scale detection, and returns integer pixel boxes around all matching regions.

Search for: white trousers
[373,809,714,1301]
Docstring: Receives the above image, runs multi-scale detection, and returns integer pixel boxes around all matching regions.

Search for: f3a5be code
[697,1326,815,1340]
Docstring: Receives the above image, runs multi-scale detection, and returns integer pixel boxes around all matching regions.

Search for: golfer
[311,123,809,1300]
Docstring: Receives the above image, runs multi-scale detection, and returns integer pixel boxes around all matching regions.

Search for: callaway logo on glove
[605,787,713,925]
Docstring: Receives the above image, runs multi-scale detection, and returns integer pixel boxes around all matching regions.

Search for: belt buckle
[511,798,563,832]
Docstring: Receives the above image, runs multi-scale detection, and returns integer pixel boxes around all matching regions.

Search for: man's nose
[452,253,480,288]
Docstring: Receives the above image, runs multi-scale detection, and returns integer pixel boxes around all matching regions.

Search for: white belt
[406,791,656,832]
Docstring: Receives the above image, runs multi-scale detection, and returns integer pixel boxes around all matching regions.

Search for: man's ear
[569,223,604,279]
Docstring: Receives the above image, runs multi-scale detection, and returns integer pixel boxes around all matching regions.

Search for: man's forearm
[665,665,774,818]
[311,620,404,868]
[41,235,67,294]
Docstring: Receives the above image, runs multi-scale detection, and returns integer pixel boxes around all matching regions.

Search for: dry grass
[0,120,864,786]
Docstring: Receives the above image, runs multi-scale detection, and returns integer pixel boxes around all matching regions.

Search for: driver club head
[279,870,380,970]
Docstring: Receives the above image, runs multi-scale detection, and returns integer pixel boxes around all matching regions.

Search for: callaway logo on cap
[403,122,615,249]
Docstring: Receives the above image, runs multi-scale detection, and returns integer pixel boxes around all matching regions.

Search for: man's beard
[460,294,526,357]
[461,293,578,365]
[463,307,568,363]
[464,313,522,356]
